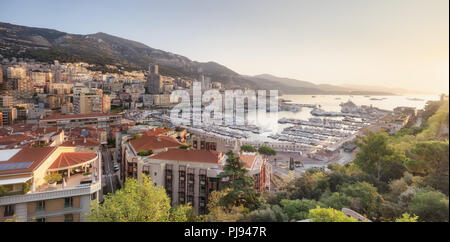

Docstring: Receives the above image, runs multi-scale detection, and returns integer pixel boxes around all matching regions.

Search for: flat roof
[0,149,22,162]
[41,113,121,121]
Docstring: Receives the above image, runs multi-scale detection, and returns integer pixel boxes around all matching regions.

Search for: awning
[0,176,32,186]
[47,152,97,172]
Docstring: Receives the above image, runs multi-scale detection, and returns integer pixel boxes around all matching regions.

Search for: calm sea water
[280,94,441,112]
[243,94,440,141]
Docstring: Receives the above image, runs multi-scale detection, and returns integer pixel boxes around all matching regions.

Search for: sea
[243,94,440,142]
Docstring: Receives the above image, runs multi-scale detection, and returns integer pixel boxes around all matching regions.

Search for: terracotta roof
[62,138,101,147]
[0,147,56,175]
[144,128,170,137]
[129,135,181,152]
[150,149,221,164]
[0,134,33,145]
[239,154,257,169]
[41,113,121,121]
[49,152,97,171]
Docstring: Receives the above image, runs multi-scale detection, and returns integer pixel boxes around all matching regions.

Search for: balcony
[0,181,100,206]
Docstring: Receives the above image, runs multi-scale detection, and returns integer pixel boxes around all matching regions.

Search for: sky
[1,0,448,94]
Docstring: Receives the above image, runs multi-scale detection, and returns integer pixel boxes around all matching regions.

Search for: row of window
[3,197,73,217]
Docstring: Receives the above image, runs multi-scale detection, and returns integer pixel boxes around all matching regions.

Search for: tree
[395,213,418,222]
[258,146,277,158]
[179,145,190,149]
[240,145,256,152]
[354,131,407,182]
[280,199,320,221]
[407,141,449,195]
[408,190,449,222]
[319,191,351,210]
[217,150,260,209]
[137,150,153,156]
[340,182,383,220]
[203,189,246,222]
[308,207,358,222]
[86,176,193,222]
[240,205,288,222]
[285,172,322,200]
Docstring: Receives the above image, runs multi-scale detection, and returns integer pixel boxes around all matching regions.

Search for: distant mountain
[252,74,395,95]
[338,83,436,95]
[0,22,395,95]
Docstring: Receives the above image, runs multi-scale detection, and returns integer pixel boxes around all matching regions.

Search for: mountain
[338,83,436,95]
[0,22,394,95]
[252,74,394,95]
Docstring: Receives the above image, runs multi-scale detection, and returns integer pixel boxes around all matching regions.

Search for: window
[64,214,73,222]
[36,201,45,212]
[4,205,14,217]
[35,217,45,222]
[91,192,97,201]
[154,172,157,176]
[64,197,73,208]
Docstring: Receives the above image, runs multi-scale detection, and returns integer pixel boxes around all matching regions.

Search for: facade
[0,96,13,108]
[39,113,121,129]
[146,64,162,94]
[121,128,270,214]
[1,107,17,126]
[0,146,101,222]
[61,103,74,115]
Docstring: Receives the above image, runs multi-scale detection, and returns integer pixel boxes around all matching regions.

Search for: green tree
[137,150,153,156]
[217,150,260,209]
[240,205,288,222]
[280,199,320,221]
[340,182,383,220]
[240,144,256,152]
[203,189,246,222]
[258,146,277,158]
[308,207,358,222]
[319,191,351,210]
[354,131,406,182]
[408,190,449,222]
[86,176,193,222]
[179,144,190,149]
[407,141,449,195]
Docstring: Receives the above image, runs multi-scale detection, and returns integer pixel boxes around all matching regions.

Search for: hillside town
[1,55,447,223]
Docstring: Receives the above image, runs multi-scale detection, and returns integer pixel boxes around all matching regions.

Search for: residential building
[39,113,121,129]
[0,146,101,222]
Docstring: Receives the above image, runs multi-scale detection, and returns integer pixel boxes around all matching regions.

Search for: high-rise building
[0,96,13,107]
[1,107,17,125]
[0,65,3,85]
[198,75,211,91]
[146,64,161,94]
[102,94,111,113]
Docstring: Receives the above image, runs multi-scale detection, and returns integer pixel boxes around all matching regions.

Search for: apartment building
[0,96,13,108]
[1,107,17,126]
[0,146,101,222]
[121,128,270,214]
[39,113,121,129]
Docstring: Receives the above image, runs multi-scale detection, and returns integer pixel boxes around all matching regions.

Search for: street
[101,146,121,196]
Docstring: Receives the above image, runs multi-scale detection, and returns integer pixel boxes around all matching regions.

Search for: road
[101,146,121,195]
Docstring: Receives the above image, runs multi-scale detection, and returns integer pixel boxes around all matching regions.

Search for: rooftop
[0,147,56,175]
[150,149,222,164]
[239,153,258,169]
[48,152,97,171]
[129,135,181,153]
[41,113,121,121]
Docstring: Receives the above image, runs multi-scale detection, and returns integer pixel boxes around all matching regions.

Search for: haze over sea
[243,94,441,141]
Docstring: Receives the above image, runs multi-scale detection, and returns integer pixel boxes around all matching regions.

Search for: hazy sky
[1,0,448,93]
